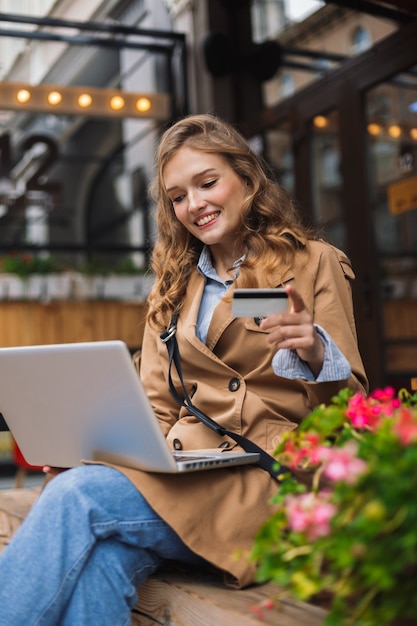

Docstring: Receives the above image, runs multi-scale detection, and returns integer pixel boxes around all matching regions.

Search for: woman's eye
[171,194,185,204]
[202,179,217,189]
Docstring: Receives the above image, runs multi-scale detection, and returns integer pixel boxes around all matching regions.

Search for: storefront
[249,17,417,390]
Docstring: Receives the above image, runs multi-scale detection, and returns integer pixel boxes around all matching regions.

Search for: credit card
[232,288,288,317]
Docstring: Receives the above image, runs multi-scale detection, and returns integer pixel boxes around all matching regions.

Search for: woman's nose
[188,189,206,212]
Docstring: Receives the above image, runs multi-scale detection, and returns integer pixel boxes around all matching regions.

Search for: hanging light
[367,123,382,136]
[388,124,401,138]
[0,81,170,120]
[410,128,417,140]
[313,115,328,128]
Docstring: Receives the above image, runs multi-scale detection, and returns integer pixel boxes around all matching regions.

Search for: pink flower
[285,491,337,540]
[346,393,380,429]
[392,407,417,446]
[318,442,368,484]
[370,387,398,405]
[346,388,399,430]
[282,432,322,469]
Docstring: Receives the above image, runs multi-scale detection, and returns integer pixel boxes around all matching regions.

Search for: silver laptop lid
[0,341,179,472]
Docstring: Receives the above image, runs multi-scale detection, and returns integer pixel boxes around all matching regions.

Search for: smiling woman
[0,113,367,626]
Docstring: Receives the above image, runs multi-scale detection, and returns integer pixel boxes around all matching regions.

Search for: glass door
[365,65,417,389]
[264,121,295,193]
[310,110,346,251]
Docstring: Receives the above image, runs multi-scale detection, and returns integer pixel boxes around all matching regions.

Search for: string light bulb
[313,115,328,129]
[367,123,381,136]
[77,93,92,108]
[388,124,401,138]
[16,89,31,103]
[109,95,125,111]
[135,97,151,112]
[47,91,62,106]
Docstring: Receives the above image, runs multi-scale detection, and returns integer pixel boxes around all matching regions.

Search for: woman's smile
[195,211,220,228]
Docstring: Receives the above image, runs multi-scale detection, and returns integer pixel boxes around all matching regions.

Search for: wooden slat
[0,487,41,554]
[133,569,327,626]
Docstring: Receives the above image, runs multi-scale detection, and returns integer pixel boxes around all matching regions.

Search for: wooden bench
[0,487,327,625]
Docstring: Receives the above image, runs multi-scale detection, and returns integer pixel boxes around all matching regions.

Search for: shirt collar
[197,245,244,281]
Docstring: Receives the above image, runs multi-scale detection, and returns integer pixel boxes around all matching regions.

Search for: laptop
[0,340,259,473]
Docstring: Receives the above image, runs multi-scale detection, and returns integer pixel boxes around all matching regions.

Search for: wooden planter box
[0,300,148,350]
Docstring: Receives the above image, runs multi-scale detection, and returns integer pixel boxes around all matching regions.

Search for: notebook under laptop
[0,340,259,473]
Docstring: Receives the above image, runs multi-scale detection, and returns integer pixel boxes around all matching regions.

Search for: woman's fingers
[42,466,68,476]
[259,285,325,374]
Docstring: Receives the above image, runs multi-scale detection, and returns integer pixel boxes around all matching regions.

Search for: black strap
[160,314,292,481]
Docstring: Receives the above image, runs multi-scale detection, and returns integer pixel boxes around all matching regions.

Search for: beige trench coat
[111,240,368,588]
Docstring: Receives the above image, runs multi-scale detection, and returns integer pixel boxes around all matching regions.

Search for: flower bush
[0,252,62,277]
[251,387,417,626]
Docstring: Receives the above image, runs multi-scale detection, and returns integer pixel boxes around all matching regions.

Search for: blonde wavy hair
[147,114,311,331]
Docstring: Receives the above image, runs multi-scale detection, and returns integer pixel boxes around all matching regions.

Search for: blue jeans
[0,465,205,626]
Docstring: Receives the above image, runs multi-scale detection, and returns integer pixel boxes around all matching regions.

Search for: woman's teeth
[196,212,219,226]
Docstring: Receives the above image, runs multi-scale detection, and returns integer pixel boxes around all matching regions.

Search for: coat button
[173,438,182,450]
[228,377,240,392]
[218,441,230,449]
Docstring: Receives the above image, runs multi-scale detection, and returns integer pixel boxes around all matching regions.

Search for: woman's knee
[43,464,110,492]
[40,465,122,508]
[40,464,153,522]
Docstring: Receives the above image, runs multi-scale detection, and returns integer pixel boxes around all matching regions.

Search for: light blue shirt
[196,246,351,383]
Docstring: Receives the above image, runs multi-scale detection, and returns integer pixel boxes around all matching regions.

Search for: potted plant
[0,253,29,298]
[69,258,109,300]
[28,255,70,300]
[103,258,153,301]
[251,386,417,626]
[0,253,69,300]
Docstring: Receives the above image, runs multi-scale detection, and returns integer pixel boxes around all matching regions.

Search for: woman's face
[163,146,248,251]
